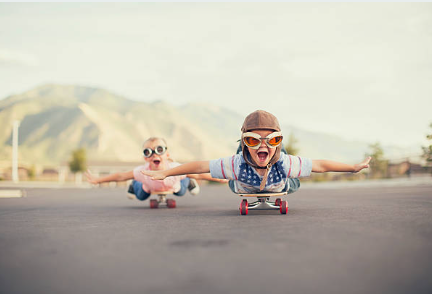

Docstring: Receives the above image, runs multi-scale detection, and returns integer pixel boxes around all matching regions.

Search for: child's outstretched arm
[312,157,371,173]
[141,161,210,180]
[187,173,228,183]
[85,169,134,185]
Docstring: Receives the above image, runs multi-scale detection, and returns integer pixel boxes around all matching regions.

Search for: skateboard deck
[238,191,287,197]
[151,191,174,195]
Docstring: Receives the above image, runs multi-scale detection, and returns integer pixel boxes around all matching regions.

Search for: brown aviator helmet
[240,110,283,190]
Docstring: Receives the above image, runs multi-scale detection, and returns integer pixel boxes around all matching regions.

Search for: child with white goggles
[86,137,225,201]
[141,110,371,194]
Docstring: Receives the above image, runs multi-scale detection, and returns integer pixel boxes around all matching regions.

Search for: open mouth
[257,151,269,163]
[153,160,161,166]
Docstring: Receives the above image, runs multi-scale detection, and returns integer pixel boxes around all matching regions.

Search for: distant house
[0,166,30,181]
[388,161,429,178]
[41,168,59,181]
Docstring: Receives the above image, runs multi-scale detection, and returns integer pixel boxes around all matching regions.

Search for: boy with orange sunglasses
[141,111,371,194]
[85,137,224,201]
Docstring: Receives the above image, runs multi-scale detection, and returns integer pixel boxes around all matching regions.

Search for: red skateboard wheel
[280,200,288,214]
[239,199,248,215]
[150,199,159,209]
[167,199,176,208]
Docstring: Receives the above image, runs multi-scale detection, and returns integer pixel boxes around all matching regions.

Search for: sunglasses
[242,132,283,149]
[143,145,167,158]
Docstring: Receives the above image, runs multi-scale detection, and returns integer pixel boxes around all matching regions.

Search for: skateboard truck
[248,197,281,210]
[238,192,288,215]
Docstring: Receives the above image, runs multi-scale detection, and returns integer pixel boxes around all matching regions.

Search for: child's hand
[84,169,99,185]
[141,170,167,180]
[353,157,371,173]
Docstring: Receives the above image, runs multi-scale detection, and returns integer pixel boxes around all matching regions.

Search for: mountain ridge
[0,84,419,167]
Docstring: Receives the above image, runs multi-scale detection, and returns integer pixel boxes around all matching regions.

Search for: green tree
[285,132,299,155]
[366,142,388,179]
[422,123,432,171]
[28,165,36,180]
[69,148,87,174]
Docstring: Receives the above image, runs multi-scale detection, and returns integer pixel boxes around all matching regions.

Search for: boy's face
[143,139,169,171]
[246,129,277,168]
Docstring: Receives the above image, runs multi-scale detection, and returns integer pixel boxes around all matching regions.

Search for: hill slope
[0,84,240,165]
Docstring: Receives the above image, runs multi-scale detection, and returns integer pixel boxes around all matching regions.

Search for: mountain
[0,84,241,166]
[0,84,420,167]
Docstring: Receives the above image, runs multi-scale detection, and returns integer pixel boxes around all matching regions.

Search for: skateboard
[149,191,176,209]
[238,192,288,215]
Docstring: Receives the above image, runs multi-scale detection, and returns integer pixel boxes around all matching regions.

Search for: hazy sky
[1,3,431,148]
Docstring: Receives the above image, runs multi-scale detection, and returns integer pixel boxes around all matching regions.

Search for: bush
[69,148,87,174]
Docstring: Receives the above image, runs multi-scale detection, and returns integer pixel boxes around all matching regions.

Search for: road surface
[1,182,431,294]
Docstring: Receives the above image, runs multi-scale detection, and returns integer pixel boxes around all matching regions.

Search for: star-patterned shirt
[209,153,312,193]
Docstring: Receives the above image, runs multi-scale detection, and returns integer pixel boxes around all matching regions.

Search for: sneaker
[188,178,200,196]
[127,183,136,200]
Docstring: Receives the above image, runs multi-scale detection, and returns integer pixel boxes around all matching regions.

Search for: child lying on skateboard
[85,137,226,201]
[140,111,371,195]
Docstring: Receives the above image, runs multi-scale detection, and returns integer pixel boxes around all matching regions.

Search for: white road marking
[0,190,25,198]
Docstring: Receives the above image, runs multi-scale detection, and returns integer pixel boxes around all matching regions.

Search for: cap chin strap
[241,143,282,191]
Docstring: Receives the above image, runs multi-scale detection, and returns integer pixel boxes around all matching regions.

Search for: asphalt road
[1,183,431,294]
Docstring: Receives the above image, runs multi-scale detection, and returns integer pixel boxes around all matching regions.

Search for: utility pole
[12,120,20,183]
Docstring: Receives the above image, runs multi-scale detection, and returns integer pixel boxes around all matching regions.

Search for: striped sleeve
[281,154,313,178]
[209,155,240,180]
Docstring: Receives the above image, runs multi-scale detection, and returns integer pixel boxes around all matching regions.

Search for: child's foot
[127,183,136,200]
[188,179,200,196]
